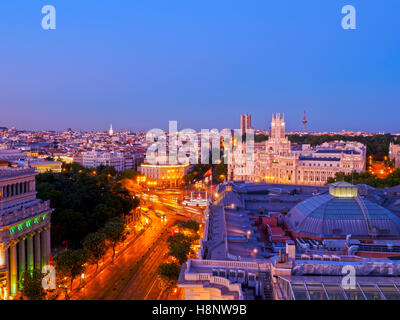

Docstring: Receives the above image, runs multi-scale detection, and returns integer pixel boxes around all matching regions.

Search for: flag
[203,168,212,178]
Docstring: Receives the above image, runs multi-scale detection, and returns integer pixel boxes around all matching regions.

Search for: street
[68,186,203,300]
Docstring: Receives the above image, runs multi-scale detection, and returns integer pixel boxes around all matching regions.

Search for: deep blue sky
[0,0,399,132]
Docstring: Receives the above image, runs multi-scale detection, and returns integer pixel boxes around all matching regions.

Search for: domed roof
[285,183,400,239]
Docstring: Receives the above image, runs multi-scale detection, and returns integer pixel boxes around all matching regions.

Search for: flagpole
[210,166,213,204]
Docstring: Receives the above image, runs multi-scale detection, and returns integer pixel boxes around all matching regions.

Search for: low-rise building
[138,163,191,187]
[74,150,142,172]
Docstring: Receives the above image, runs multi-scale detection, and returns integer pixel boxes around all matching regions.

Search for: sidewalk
[54,216,152,300]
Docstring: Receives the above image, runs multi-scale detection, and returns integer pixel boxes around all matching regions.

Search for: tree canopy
[254,133,400,158]
[157,262,181,290]
[101,217,127,261]
[327,169,400,188]
[82,232,108,270]
[36,163,139,249]
[179,219,200,233]
[54,249,87,290]
[19,269,46,300]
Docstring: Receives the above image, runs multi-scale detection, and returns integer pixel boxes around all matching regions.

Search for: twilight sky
[0,0,399,132]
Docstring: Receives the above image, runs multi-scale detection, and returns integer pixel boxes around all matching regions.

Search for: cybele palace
[229,113,366,185]
[0,167,52,299]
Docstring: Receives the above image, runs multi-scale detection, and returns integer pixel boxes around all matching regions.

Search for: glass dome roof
[285,187,400,239]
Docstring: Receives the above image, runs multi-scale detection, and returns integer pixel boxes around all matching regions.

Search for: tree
[326,169,400,188]
[19,269,46,300]
[97,165,117,177]
[102,217,127,261]
[179,219,199,233]
[51,209,87,249]
[82,232,107,270]
[183,164,211,185]
[255,134,268,143]
[157,262,181,291]
[116,169,139,181]
[36,162,139,249]
[54,249,87,290]
[92,204,115,230]
[214,162,227,182]
[167,233,192,248]
[168,238,191,265]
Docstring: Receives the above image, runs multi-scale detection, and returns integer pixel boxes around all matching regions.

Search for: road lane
[70,184,202,300]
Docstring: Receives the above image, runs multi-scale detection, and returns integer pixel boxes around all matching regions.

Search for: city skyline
[2,0,400,304]
[1,112,400,134]
[0,1,399,132]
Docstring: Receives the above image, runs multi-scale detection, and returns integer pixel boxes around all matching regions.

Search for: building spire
[109,124,114,136]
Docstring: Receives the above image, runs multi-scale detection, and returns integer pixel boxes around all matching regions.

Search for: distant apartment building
[0,150,26,161]
[389,143,400,169]
[228,113,366,185]
[0,149,62,173]
[74,150,143,172]
[240,114,252,133]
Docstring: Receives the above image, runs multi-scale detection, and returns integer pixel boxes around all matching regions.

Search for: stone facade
[229,113,366,185]
[139,163,191,187]
[0,168,52,299]
[389,142,400,169]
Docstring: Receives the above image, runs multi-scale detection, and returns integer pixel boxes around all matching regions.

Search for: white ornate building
[389,142,400,169]
[0,168,52,299]
[228,113,366,185]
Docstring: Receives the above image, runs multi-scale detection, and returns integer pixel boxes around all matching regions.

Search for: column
[40,230,49,268]
[46,228,51,263]
[27,236,34,271]
[18,239,26,281]
[0,244,5,268]
[34,233,41,270]
[9,245,17,296]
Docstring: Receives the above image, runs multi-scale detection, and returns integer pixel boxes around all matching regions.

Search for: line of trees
[54,216,128,297]
[327,169,400,188]
[18,216,128,300]
[24,163,140,299]
[36,163,139,249]
[157,220,200,290]
[255,133,400,158]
